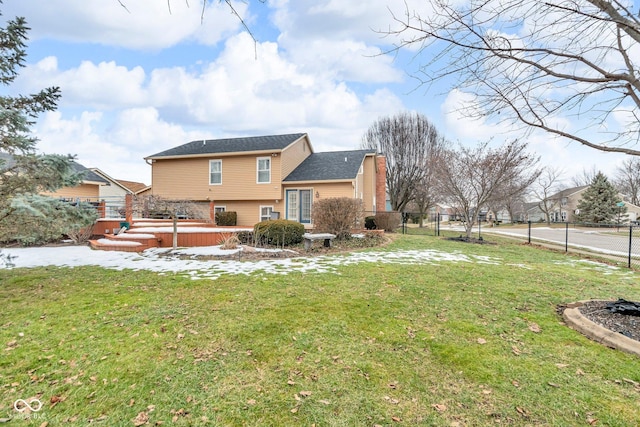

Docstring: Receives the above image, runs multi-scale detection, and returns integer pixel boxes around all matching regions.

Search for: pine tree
[575,172,626,224]
[0,3,94,245]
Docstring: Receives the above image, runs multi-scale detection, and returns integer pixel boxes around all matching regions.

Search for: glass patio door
[286,189,312,224]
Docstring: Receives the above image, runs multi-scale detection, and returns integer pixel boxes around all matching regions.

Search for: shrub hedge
[254,219,304,247]
[215,211,237,226]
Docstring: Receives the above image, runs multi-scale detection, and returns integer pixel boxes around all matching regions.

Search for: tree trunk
[172,216,178,250]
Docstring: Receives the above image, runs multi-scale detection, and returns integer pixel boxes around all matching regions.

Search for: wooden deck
[89,219,252,252]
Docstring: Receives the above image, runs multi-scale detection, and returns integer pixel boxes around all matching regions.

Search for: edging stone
[563,300,640,357]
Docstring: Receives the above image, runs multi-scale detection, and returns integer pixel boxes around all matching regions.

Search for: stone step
[89,232,161,252]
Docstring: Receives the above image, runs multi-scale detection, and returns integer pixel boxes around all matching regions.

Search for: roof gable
[284,150,375,182]
[146,133,308,159]
[551,185,589,199]
[91,168,149,193]
[116,179,149,194]
[70,161,109,185]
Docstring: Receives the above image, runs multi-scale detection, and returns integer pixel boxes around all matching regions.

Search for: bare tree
[503,195,528,224]
[361,112,445,212]
[614,158,640,205]
[385,0,640,155]
[531,166,565,225]
[487,177,530,224]
[570,166,600,187]
[139,196,209,249]
[407,134,445,227]
[435,140,540,238]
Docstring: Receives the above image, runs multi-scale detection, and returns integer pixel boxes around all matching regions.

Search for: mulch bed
[578,300,640,342]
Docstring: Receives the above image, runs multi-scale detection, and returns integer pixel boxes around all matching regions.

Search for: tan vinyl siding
[152,158,209,199]
[289,182,354,200]
[281,136,311,178]
[362,155,376,212]
[43,183,100,199]
[152,155,283,201]
[213,200,285,226]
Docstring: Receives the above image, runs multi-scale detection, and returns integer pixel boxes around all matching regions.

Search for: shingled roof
[1,153,107,185]
[284,149,375,182]
[70,161,109,184]
[147,133,307,158]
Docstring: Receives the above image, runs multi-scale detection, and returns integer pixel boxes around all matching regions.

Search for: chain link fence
[494,221,640,269]
[393,211,640,269]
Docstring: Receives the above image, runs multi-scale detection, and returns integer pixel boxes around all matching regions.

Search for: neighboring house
[91,168,150,198]
[90,168,151,217]
[145,133,386,227]
[486,201,529,224]
[527,186,588,223]
[428,204,453,222]
[16,159,109,200]
[525,185,640,223]
[0,153,108,200]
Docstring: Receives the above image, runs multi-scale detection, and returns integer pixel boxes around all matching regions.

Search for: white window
[260,206,273,222]
[209,160,222,185]
[257,157,271,184]
[214,206,226,213]
[287,191,298,222]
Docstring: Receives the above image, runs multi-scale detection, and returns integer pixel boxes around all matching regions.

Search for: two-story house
[144,133,386,227]
[526,185,640,223]
[527,186,588,222]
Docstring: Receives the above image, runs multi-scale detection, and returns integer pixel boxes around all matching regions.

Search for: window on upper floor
[257,157,271,184]
[209,159,222,185]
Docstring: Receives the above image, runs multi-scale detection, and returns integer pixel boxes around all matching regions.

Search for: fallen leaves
[477,338,487,345]
[528,322,542,333]
[432,403,447,412]
[132,411,149,426]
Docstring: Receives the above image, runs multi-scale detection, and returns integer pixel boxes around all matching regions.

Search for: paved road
[453,225,640,257]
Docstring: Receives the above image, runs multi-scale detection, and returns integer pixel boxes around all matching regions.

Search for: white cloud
[33,108,207,184]
[4,0,248,50]
[269,0,406,83]
[20,28,405,183]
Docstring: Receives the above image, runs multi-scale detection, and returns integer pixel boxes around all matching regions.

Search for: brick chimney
[375,155,387,212]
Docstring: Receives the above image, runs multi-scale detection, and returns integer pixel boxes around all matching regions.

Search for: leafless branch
[382,0,640,155]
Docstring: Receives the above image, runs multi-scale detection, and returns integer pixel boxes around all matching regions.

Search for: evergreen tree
[0,3,95,245]
[575,172,626,224]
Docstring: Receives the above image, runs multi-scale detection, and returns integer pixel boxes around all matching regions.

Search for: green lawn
[2,235,640,426]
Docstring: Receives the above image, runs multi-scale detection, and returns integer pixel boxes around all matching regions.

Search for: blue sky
[2,0,629,185]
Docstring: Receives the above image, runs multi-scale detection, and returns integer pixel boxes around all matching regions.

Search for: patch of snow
[131,227,252,234]
[2,245,633,281]
[112,233,156,239]
[95,238,142,247]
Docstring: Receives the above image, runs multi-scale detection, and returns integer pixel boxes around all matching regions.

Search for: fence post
[98,200,106,218]
[528,220,531,243]
[565,222,569,252]
[125,194,133,224]
[629,225,633,269]
[437,213,440,237]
